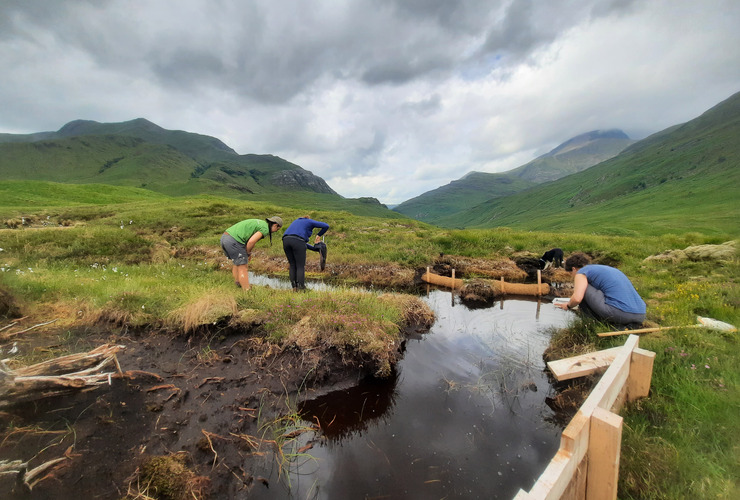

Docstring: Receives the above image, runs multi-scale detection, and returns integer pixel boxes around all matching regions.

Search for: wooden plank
[627,347,656,401]
[561,411,590,458]
[547,347,622,381]
[579,335,639,416]
[561,455,588,500]
[513,490,535,499]
[527,449,580,500]
[586,407,623,500]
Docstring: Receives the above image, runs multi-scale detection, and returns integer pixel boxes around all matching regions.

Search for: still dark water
[248,278,573,499]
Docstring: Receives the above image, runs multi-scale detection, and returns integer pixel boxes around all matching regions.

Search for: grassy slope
[392,172,536,223]
[435,92,740,236]
[0,118,403,219]
[394,134,633,224]
[507,134,634,182]
[0,118,339,200]
[0,180,170,210]
[0,180,404,220]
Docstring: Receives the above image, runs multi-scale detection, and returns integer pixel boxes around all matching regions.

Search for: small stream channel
[248,275,574,499]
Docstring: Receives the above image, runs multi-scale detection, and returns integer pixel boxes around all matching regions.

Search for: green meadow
[0,181,738,498]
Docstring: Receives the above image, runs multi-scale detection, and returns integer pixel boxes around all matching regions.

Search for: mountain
[0,118,337,198]
[393,129,634,224]
[433,91,740,236]
[389,172,537,224]
[507,129,634,182]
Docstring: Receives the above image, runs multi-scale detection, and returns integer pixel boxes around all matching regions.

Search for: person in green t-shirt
[220,216,283,290]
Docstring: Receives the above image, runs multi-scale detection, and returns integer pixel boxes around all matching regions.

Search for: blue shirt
[283,218,329,242]
[578,265,646,314]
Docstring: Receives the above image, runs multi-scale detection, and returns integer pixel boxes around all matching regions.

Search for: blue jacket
[283,218,329,243]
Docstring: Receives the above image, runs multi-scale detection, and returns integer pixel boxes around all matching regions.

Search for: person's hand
[314,235,322,244]
[555,302,569,310]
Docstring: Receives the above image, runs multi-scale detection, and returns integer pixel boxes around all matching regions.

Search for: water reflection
[249,287,575,500]
[299,374,399,442]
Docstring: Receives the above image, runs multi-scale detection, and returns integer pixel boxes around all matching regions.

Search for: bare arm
[245,231,265,255]
[556,273,588,310]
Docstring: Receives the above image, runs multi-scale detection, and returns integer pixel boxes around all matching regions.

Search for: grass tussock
[127,452,209,500]
[262,289,415,377]
[0,285,22,318]
[542,319,599,362]
[378,292,435,328]
[169,293,237,333]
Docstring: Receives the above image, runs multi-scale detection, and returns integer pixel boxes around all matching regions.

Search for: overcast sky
[1,0,738,204]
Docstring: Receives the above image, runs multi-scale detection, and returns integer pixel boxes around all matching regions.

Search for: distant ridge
[433,90,740,235]
[393,129,633,224]
[0,118,338,198]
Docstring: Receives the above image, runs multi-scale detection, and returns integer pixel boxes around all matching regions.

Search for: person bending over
[220,216,283,290]
[282,216,329,290]
[555,252,646,327]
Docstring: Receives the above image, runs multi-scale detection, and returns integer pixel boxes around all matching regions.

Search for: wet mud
[0,326,373,499]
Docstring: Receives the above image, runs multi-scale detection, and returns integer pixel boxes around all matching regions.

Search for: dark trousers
[580,285,646,325]
[283,235,307,289]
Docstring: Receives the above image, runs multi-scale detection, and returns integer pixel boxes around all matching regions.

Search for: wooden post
[500,277,505,294]
[627,347,655,401]
[451,269,456,289]
[537,270,542,295]
[587,407,623,500]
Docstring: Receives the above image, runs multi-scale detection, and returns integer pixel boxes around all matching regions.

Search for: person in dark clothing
[282,216,330,290]
[555,252,646,326]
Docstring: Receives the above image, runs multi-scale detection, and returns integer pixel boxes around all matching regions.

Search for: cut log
[423,270,549,296]
[422,269,463,289]
[493,280,549,296]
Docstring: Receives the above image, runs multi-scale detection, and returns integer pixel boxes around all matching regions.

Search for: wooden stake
[587,407,622,500]
[627,348,655,401]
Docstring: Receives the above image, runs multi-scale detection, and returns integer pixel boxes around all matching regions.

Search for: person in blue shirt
[282,216,330,290]
[555,252,646,327]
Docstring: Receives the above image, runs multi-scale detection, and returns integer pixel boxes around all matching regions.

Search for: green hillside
[435,91,740,236]
[394,130,633,224]
[0,180,170,213]
[0,180,404,221]
[392,172,536,223]
[0,118,337,198]
[507,129,634,182]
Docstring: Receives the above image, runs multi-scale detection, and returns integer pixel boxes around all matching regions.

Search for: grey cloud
[476,0,639,65]
[0,0,109,40]
[377,0,501,33]
[402,94,442,116]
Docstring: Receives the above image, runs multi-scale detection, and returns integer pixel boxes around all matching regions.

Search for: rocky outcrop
[270,169,338,194]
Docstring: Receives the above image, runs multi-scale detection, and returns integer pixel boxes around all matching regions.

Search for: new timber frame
[515,334,656,500]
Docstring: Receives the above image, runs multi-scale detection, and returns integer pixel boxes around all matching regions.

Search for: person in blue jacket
[282,216,329,290]
[555,252,646,327]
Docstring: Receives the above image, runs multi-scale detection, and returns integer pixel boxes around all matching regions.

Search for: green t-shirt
[225,219,269,244]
